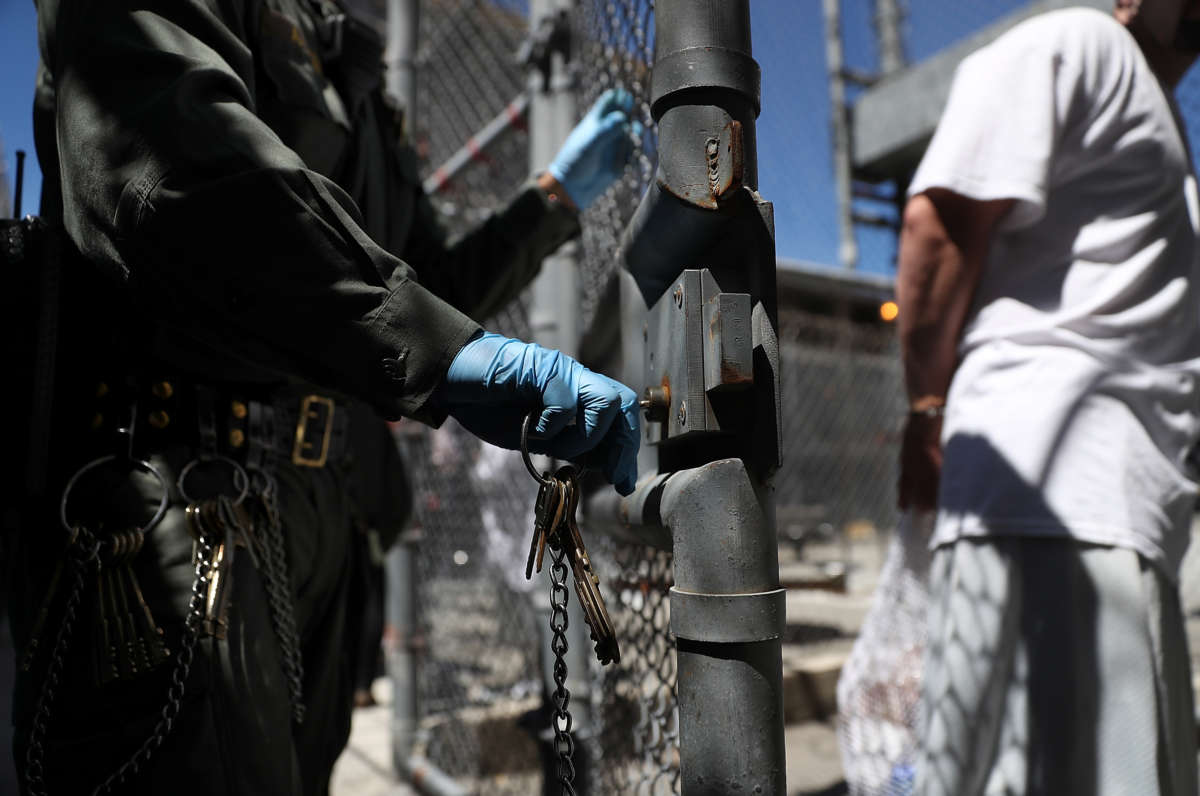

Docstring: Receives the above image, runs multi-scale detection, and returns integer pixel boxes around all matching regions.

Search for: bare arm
[896,189,1012,509]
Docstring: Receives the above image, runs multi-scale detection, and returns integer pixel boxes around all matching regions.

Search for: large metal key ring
[521,413,553,486]
[520,413,590,485]
[177,455,250,506]
[60,455,171,536]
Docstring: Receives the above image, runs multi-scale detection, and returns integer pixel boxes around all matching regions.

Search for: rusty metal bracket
[643,269,753,446]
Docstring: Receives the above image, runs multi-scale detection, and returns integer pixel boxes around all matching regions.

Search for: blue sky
[0,0,40,216]
[7,1,1197,275]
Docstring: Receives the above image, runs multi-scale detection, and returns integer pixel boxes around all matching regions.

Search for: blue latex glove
[548,88,644,211]
[436,332,641,495]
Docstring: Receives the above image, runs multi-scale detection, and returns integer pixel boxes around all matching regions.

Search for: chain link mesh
[404,1,910,792]
[416,0,532,238]
[573,0,656,333]
[402,2,680,794]
[777,309,904,543]
[590,537,679,795]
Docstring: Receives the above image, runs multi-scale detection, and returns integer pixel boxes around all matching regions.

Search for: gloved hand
[548,88,644,211]
[435,332,641,495]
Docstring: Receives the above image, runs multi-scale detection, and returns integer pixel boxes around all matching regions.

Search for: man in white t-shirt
[899,1,1200,793]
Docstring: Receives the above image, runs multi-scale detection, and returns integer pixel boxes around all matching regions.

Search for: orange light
[879,301,899,322]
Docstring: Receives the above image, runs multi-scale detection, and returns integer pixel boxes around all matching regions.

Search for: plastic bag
[836,511,934,795]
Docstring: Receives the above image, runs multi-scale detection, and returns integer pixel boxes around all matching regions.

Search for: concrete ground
[330,680,417,796]
[330,682,849,796]
[328,535,879,796]
[14,523,1200,794]
[330,689,851,794]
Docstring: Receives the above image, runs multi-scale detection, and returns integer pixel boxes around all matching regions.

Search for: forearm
[405,181,581,320]
[896,193,987,407]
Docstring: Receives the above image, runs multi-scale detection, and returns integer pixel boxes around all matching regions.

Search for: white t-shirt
[910,7,1200,579]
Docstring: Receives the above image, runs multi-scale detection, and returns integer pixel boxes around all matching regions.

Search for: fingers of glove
[537,365,621,453]
[569,382,639,494]
[606,389,641,495]
[536,403,576,438]
[605,430,638,496]
[540,396,621,461]
[613,125,635,172]
[597,110,631,141]
[535,354,582,437]
[591,87,633,119]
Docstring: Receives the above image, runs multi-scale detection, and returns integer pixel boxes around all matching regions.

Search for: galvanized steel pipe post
[620,0,786,792]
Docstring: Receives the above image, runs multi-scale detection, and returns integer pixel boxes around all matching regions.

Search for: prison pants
[915,536,1197,796]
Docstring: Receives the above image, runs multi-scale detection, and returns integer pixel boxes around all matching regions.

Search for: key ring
[60,455,171,536]
[521,413,553,486]
[177,455,250,506]
[520,413,590,485]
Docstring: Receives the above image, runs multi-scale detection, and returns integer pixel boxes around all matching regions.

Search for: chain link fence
[403,1,681,793]
[776,309,904,551]
[400,0,914,793]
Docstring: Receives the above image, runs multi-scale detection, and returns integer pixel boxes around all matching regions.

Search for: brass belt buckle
[291,395,335,467]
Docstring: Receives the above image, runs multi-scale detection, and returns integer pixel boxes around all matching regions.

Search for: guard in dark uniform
[12,0,641,793]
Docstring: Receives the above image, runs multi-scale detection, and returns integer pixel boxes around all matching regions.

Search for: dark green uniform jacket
[17,1,581,794]
[34,0,580,420]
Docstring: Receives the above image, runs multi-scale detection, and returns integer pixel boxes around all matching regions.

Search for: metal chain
[23,528,214,796]
[24,529,98,796]
[548,543,577,796]
[250,475,306,723]
[89,532,215,796]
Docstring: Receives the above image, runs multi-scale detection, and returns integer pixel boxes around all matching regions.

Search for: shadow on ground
[794,783,849,796]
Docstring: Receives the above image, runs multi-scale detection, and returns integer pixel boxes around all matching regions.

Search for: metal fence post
[380,4,470,793]
[618,0,786,792]
[823,0,858,270]
[664,462,785,793]
[386,0,420,118]
[874,0,908,75]
[526,0,599,787]
[527,0,580,359]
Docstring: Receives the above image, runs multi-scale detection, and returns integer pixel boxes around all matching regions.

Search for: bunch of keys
[185,495,260,640]
[521,416,621,666]
[89,528,171,685]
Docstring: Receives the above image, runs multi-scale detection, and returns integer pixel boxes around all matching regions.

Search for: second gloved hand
[435,332,641,495]
[548,87,643,211]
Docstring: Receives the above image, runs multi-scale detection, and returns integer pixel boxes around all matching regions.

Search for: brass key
[203,506,236,640]
[526,476,561,580]
[92,563,122,685]
[108,532,142,678]
[120,559,170,668]
[219,494,261,570]
[550,466,621,666]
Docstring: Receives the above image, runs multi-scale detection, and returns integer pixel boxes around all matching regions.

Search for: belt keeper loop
[246,401,273,471]
[195,386,219,458]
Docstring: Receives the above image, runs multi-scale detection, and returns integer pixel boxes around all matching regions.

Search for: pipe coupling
[669,587,786,643]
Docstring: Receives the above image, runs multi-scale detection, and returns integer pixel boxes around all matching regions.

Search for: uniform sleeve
[403,179,582,322]
[43,0,479,422]
[909,11,1096,231]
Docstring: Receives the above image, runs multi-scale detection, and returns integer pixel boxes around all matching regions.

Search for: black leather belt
[194,386,349,470]
[80,377,350,470]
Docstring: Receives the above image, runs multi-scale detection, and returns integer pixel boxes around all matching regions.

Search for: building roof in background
[851,0,1109,181]
[778,257,893,308]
